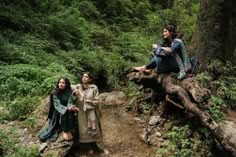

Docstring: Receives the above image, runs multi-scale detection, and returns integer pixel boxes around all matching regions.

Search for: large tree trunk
[128,72,236,156]
[190,0,236,67]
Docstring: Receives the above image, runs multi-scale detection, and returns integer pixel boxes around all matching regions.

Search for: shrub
[195,72,211,88]
[0,127,39,157]
[208,96,225,122]
[0,129,15,157]
[156,125,207,157]
[0,64,50,100]
[2,96,41,121]
[0,63,76,100]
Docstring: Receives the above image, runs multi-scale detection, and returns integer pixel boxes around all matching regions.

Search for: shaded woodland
[0,0,235,157]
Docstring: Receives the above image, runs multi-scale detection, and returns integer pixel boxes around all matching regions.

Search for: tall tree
[190,0,236,67]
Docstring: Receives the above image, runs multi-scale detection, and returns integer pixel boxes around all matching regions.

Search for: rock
[148,115,161,125]
[99,91,126,106]
[155,132,162,137]
[39,142,47,153]
[148,133,159,146]
[133,117,144,123]
[218,120,236,151]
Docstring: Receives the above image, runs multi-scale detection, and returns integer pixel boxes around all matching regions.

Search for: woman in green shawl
[39,77,79,142]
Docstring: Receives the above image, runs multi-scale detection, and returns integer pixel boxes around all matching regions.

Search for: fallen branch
[127,72,236,156]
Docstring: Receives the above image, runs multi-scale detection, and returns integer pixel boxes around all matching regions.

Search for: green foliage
[0,128,39,157]
[214,78,236,103]
[45,11,87,50]
[6,145,39,157]
[211,61,236,108]
[76,1,100,19]
[208,96,225,122]
[0,64,75,100]
[41,63,76,93]
[101,52,130,89]
[0,63,75,121]
[125,82,141,97]
[157,0,199,42]
[156,125,206,157]
[0,3,36,32]
[22,117,36,129]
[112,31,154,62]
[0,129,15,157]
[2,96,41,121]
[199,127,214,146]
[0,0,199,108]
[89,24,115,50]
[195,72,211,87]
[95,0,152,29]
[0,64,49,100]
[145,12,164,35]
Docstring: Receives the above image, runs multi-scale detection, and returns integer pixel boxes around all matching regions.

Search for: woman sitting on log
[133,25,191,80]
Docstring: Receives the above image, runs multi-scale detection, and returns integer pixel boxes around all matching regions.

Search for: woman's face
[58,79,67,90]
[162,28,171,39]
[82,73,90,84]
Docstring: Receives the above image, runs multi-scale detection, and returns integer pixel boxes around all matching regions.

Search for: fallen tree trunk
[127,72,236,157]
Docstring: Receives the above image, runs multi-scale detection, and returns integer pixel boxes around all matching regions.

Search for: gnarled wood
[127,72,236,157]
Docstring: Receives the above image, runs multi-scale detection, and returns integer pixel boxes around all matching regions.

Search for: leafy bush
[111,31,154,62]
[0,64,49,100]
[212,61,236,108]
[0,128,39,157]
[156,125,207,157]
[0,33,58,65]
[2,96,41,121]
[208,96,225,122]
[0,129,15,157]
[195,72,211,88]
[0,63,76,100]
[151,0,199,42]
[77,1,100,19]
[7,145,39,157]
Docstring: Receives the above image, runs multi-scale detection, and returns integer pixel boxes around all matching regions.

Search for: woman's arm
[52,95,68,115]
[170,40,182,54]
[67,95,73,107]
[84,86,99,106]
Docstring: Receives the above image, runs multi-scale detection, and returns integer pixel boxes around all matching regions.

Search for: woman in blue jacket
[133,25,191,80]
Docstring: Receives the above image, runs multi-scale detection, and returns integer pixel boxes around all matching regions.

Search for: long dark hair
[162,25,177,46]
[55,77,71,91]
[48,77,71,120]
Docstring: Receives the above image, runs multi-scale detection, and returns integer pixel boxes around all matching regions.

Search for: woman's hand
[161,47,172,53]
[152,44,158,49]
[68,105,80,112]
[79,96,85,102]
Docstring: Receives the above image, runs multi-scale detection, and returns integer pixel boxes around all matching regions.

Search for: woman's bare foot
[67,132,73,140]
[132,65,146,72]
[88,149,94,155]
[63,132,68,140]
[143,69,152,74]
[63,132,73,141]
[104,149,110,155]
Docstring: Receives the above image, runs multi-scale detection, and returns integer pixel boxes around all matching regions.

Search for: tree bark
[128,72,236,156]
[190,0,236,67]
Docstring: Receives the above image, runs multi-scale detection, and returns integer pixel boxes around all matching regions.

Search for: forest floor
[77,104,157,157]
[1,97,236,157]
[0,100,157,157]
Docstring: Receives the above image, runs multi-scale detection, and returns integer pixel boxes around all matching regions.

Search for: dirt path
[1,101,236,157]
[100,105,156,157]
